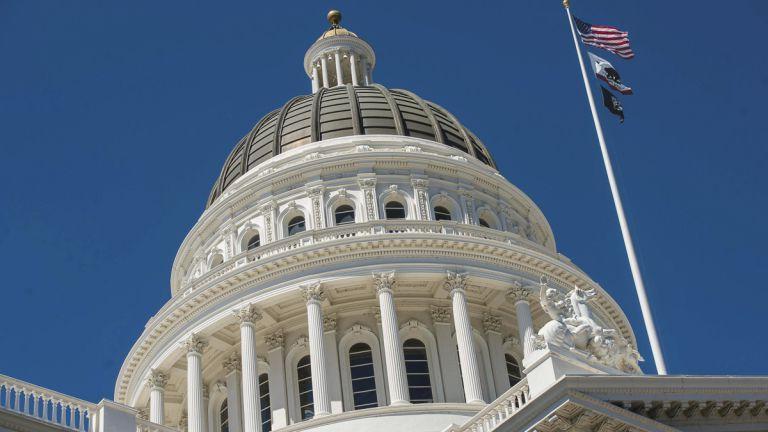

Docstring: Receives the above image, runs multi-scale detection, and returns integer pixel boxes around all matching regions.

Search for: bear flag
[589,52,633,95]
[601,87,625,123]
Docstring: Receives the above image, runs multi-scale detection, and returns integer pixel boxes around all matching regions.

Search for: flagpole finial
[563,0,570,8]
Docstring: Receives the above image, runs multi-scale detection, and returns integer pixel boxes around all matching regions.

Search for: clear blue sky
[1,1,766,402]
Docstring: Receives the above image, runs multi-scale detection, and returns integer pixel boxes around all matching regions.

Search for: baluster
[1,384,5,408]
[29,393,37,417]
[46,397,53,422]
[52,399,60,424]
[68,404,74,428]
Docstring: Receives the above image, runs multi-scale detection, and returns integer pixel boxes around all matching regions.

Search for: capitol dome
[207,85,496,208]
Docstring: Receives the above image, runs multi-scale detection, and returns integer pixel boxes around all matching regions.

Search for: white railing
[455,379,531,432]
[0,374,97,431]
[181,220,553,294]
[136,418,178,432]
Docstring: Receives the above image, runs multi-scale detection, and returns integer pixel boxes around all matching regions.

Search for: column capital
[411,178,429,189]
[430,305,452,324]
[138,409,149,421]
[265,329,285,350]
[235,304,262,325]
[147,369,169,389]
[482,312,502,334]
[183,333,208,355]
[372,271,396,295]
[444,271,468,296]
[357,177,377,189]
[301,282,326,303]
[202,384,209,399]
[323,314,337,332]
[506,281,533,304]
[223,351,242,374]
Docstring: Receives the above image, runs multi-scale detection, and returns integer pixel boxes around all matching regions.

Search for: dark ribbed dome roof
[207,84,496,208]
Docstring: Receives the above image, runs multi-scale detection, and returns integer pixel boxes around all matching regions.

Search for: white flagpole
[562,0,668,375]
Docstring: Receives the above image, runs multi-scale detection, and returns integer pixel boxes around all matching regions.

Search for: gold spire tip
[327,10,342,27]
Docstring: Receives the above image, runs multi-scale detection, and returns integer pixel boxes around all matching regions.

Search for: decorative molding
[234,303,262,325]
[183,333,208,355]
[430,306,451,324]
[482,312,502,333]
[265,329,285,350]
[301,282,326,303]
[372,271,396,295]
[345,323,373,336]
[222,351,241,373]
[506,281,533,304]
[323,314,338,332]
[292,335,309,349]
[444,271,468,296]
[400,319,426,331]
[146,369,168,389]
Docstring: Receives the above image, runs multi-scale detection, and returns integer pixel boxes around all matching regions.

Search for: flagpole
[562,0,668,375]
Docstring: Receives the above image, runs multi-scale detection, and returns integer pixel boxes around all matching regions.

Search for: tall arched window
[247,233,261,250]
[259,373,272,432]
[384,201,406,220]
[210,253,224,268]
[334,205,355,225]
[478,218,490,228]
[287,216,306,236]
[505,354,522,387]
[433,206,452,221]
[219,400,229,432]
[403,339,433,403]
[348,343,378,410]
[297,355,314,420]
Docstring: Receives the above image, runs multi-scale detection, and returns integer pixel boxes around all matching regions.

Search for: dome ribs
[272,96,305,158]
[345,84,363,136]
[428,101,474,157]
[372,84,405,135]
[310,87,327,142]
[396,89,445,145]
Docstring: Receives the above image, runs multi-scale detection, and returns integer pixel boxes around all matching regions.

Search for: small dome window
[334,205,355,225]
[247,233,261,250]
[433,206,452,221]
[288,216,307,236]
[478,218,490,228]
[384,201,406,220]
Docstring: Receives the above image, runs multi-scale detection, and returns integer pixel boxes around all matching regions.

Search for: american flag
[573,15,634,59]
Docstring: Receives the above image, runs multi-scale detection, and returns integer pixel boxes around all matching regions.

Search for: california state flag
[588,52,633,95]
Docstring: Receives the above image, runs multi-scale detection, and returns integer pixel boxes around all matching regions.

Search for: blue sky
[1,1,766,402]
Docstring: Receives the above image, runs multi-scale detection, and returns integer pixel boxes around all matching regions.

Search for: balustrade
[451,379,531,432]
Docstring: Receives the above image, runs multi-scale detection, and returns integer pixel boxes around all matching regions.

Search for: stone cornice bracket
[301,282,326,304]
[444,270,468,296]
[482,312,502,333]
[372,271,396,295]
[265,329,285,350]
[430,305,452,324]
[323,314,337,332]
[234,303,263,326]
[222,351,241,374]
[183,333,208,355]
[147,369,169,389]
[506,281,533,304]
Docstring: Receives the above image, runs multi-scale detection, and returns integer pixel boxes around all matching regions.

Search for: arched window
[259,373,272,432]
[403,339,433,403]
[210,253,223,268]
[433,206,452,221]
[297,355,314,420]
[334,205,355,225]
[478,218,490,228]
[505,354,522,387]
[247,233,261,250]
[219,400,229,432]
[348,343,378,410]
[384,201,406,220]
[287,216,306,236]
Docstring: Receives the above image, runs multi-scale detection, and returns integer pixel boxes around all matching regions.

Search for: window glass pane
[348,343,378,409]
[288,216,306,236]
[434,206,451,221]
[478,218,490,228]
[259,373,271,432]
[505,354,521,387]
[297,355,314,420]
[403,339,433,403]
[384,202,406,219]
[335,205,355,225]
[247,234,260,250]
[220,400,229,432]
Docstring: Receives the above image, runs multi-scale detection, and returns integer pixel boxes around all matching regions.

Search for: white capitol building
[2,10,767,432]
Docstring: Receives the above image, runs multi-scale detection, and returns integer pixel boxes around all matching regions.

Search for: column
[357,176,379,222]
[334,51,343,86]
[311,66,319,93]
[411,178,430,221]
[372,272,410,405]
[349,53,359,86]
[483,313,508,397]
[236,304,262,432]
[306,184,326,229]
[445,271,484,404]
[322,315,343,413]
[301,283,331,417]
[458,189,476,225]
[147,369,168,425]
[184,333,208,432]
[265,330,288,429]
[223,352,244,432]
[201,385,209,432]
[363,59,372,85]
[320,56,330,88]
[261,202,276,244]
[431,306,462,403]
[506,283,535,359]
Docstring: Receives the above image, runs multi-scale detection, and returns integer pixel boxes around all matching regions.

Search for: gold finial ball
[327,10,342,26]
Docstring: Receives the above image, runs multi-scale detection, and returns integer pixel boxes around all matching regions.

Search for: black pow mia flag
[601,86,625,123]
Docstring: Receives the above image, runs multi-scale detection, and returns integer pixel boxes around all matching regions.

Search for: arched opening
[287,216,307,236]
[403,338,433,403]
[219,400,229,432]
[297,355,314,420]
[478,218,491,228]
[259,373,272,432]
[334,205,355,225]
[209,253,223,268]
[505,354,522,387]
[247,233,261,250]
[433,206,452,221]
[348,342,378,410]
[384,201,406,220]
